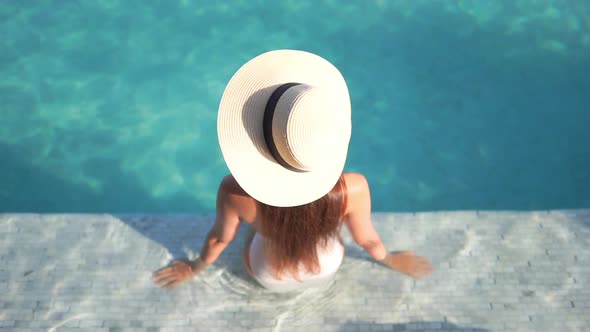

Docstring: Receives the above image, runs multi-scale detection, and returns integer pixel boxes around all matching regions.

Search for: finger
[421,261,434,270]
[420,259,433,266]
[153,261,186,276]
[412,256,428,263]
[416,261,432,269]
[152,269,175,279]
[154,274,177,285]
[415,262,432,272]
[164,279,184,289]
[153,264,177,275]
[154,277,173,286]
[154,265,177,275]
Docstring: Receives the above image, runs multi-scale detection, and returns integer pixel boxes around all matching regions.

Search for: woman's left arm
[153,177,243,288]
[198,177,243,265]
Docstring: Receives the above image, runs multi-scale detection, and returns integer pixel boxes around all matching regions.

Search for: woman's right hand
[380,251,433,279]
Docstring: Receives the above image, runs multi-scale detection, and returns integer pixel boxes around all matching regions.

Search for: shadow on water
[0,142,213,262]
[338,320,489,332]
[0,143,205,214]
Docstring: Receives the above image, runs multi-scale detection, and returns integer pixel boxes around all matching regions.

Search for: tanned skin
[153,172,433,288]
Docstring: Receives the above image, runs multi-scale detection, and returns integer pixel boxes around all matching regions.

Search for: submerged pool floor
[0,211,589,331]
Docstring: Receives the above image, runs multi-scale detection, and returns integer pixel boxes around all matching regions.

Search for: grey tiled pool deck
[1,210,589,332]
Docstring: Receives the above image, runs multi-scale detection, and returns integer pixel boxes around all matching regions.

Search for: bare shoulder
[218,174,257,223]
[342,172,371,217]
[220,174,249,196]
[343,172,370,194]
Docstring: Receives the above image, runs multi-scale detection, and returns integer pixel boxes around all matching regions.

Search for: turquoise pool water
[1,1,589,213]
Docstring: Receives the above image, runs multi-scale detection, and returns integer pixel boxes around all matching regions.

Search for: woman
[153,50,432,291]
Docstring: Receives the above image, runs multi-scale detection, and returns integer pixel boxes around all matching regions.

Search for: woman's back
[247,230,344,292]
[222,173,366,292]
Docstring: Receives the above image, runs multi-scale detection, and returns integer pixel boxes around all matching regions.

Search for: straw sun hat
[217,50,351,207]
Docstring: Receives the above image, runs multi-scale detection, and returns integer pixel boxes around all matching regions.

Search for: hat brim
[217,50,351,207]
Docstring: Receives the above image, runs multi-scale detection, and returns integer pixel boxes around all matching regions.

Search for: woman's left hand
[152,260,196,288]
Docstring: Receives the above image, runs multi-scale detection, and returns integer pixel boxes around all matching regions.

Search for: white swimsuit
[249,232,344,293]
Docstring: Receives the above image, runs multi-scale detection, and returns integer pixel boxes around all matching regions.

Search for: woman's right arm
[342,173,433,279]
[342,173,388,261]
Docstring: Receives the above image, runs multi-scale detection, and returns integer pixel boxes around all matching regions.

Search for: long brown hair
[258,174,347,279]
